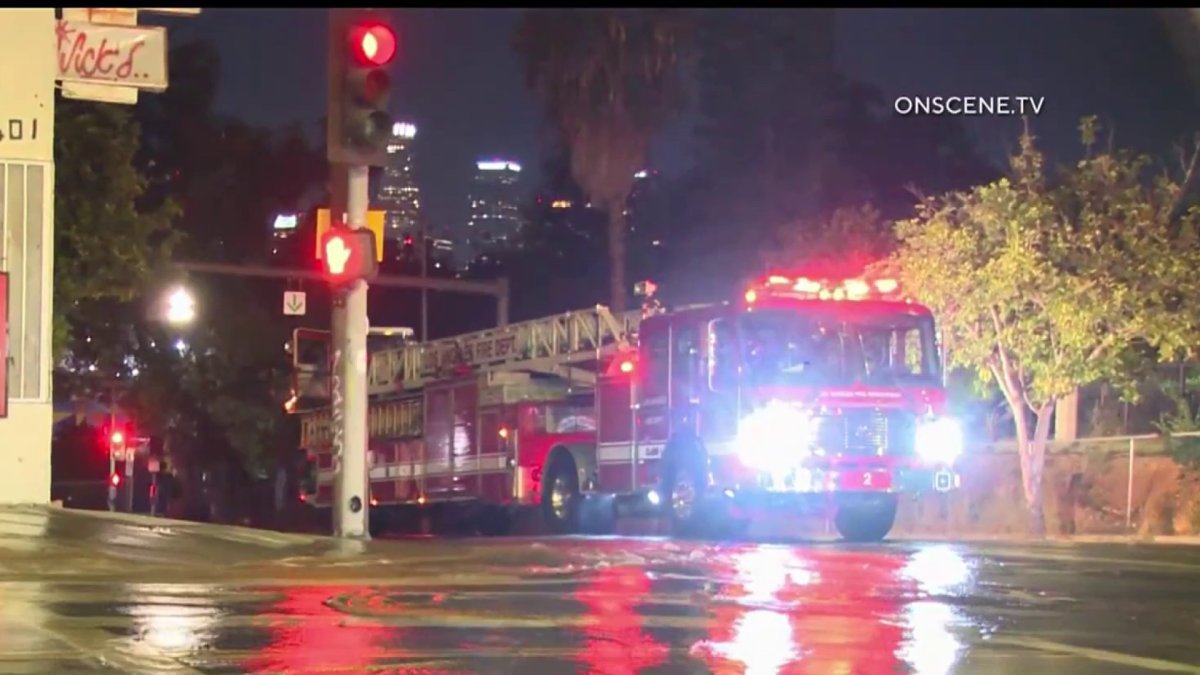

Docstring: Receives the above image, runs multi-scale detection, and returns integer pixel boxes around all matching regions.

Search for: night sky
[168,8,1197,238]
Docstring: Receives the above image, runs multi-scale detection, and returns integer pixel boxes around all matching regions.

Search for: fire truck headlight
[916,417,964,464]
[737,401,813,470]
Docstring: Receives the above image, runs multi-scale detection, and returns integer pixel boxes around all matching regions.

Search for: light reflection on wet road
[2,508,1200,673]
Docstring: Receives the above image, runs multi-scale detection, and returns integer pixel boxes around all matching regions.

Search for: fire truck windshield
[740,308,941,387]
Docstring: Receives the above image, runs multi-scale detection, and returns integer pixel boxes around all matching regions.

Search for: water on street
[2,507,1199,673]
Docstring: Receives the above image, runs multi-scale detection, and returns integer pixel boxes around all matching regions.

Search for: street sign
[315,208,386,262]
[55,19,169,91]
[1,10,56,164]
[61,9,140,105]
[283,291,307,316]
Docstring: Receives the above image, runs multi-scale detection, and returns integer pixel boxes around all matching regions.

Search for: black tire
[661,448,708,538]
[477,505,513,537]
[541,452,581,535]
[834,496,899,543]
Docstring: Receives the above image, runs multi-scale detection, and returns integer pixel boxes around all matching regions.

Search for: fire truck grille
[818,410,916,457]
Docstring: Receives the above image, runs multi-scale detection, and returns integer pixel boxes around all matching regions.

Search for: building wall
[0,9,56,505]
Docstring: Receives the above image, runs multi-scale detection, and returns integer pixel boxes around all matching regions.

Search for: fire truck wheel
[542,453,581,535]
[834,496,899,543]
[662,450,707,537]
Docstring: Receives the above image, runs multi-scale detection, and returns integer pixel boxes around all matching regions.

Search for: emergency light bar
[744,274,904,304]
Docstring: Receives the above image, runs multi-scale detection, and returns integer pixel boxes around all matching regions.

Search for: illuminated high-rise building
[376,122,421,246]
[465,158,523,259]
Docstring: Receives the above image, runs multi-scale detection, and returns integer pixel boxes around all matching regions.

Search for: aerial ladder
[296,305,643,449]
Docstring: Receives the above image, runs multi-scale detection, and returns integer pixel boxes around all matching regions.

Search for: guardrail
[971,431,1200,529]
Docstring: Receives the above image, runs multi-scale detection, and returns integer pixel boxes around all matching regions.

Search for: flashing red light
[748,273,903,302]
[110,430,125,445]
[619,359,635,374]
[348,23,397,67]
[498,427,510,440]
[109,472,121,487]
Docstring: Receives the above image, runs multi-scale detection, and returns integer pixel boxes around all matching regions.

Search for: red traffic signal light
[328,11,396,166]
[110,430,125,446]
[321,228,379,287]
[348,23,396,67]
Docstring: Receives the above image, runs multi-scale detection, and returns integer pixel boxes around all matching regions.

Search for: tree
[54,98,182,369]
[889,118,1200,534]
[672,15,995,304]
[124,40,326,501]
[514,10,688,312]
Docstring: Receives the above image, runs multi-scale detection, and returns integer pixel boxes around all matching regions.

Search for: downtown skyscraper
[465,158,523,260]
[376,122,422,247]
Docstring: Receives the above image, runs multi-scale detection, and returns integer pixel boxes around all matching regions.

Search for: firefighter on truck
[297,271,961,542]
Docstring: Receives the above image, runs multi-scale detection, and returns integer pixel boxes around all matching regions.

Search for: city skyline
[183,9,1200,247]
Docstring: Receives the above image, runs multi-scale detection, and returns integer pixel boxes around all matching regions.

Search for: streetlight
[165,286,196,325]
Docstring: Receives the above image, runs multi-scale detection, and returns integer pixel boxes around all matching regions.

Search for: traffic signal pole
[330,164,372,539]
[325,8,400,540]
[108,383,117,511]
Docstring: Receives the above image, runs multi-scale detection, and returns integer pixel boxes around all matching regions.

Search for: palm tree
[514,10,688,312]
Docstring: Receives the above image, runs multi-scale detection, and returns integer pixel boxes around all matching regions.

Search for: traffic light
[320,227,379,287]
[328,10,396,166]
[109,429,126,459]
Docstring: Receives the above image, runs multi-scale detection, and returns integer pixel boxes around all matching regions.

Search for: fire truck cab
[539,273,962,541]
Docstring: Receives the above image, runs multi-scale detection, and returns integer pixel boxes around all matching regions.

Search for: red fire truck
[296,273,961,541]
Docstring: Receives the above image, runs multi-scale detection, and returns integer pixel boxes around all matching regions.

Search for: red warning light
[110,430,125,446]
[348,23,397,67]
[619,359,635,374]
[110,472,121,487]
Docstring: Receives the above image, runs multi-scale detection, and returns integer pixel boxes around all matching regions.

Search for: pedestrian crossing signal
[320,228,378,288]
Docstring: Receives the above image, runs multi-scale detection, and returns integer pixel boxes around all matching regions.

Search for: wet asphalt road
[2,508,1200,674]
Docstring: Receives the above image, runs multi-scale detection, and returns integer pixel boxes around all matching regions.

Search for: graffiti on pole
[330,347,345,476]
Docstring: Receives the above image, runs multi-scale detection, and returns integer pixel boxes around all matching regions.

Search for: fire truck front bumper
[710,464,958,515]
[712,461,960,500]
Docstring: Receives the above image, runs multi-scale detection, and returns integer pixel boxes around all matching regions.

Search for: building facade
[376,122,422,248]
[465,159,524,259]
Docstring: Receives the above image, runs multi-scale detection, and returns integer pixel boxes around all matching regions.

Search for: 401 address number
[0,118,41,142]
